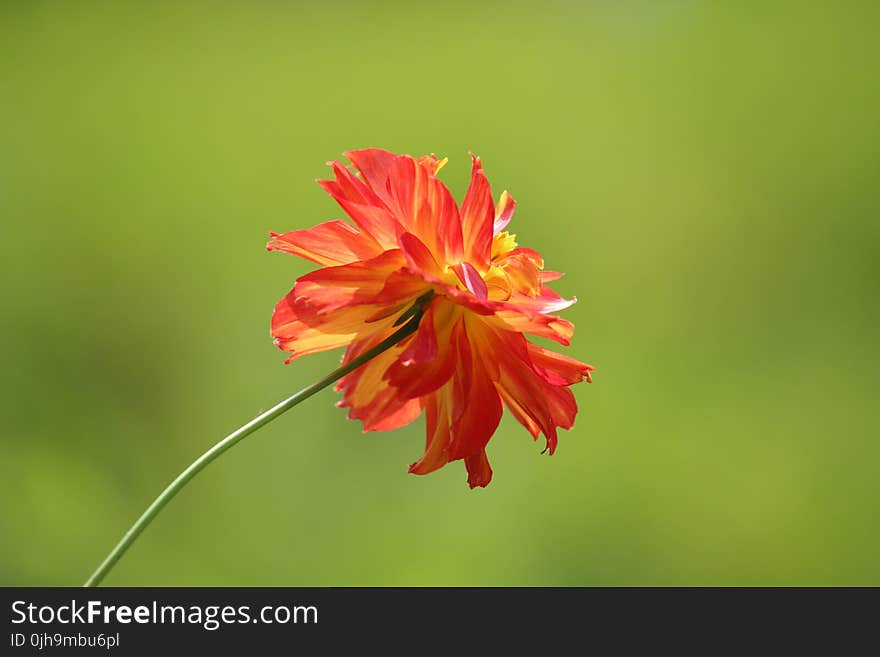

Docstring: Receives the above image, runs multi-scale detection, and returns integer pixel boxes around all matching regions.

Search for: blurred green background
[1,1,877,586]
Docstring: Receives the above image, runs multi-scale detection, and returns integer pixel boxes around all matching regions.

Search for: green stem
[83,315,422,587]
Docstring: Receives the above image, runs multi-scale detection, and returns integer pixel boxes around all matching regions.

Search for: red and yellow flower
[268,149,593,488]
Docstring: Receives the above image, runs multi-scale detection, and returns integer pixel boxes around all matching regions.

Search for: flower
[268,149,594,488]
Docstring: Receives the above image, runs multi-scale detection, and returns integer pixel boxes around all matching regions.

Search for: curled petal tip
[540,441,557,456]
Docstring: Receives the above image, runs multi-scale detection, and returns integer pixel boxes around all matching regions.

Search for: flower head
[268,149,594,488]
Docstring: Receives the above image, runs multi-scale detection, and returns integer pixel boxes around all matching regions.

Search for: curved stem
[83,316,421,587]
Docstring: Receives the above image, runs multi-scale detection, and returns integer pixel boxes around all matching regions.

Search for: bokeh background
[1,1,877,586]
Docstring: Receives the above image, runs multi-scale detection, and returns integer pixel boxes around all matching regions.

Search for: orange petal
[267,221,382,266]
[409,385,453,475]
[293,249,407,315]
[528,343,595,386]
[491,309,574,345]
[459,154,495,271]
[493,190,516,235]
[538,270,564,283]
[508,285,577,315]
[370,397,423,432]
[499,253,541,295]
[318,161,398,248]
[272,296,385,362]
[272,250,417,362]
[335,327,423,432]
[508,247,543,268]
[387,156,463,264]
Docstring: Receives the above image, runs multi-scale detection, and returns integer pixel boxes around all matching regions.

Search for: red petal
[371,267,433,307]
[399,303,438,365]
[385,301,460,399]
[488,328,581,455]
[398,232,444,280]
[398,234,499,316]
[464,449,493,489]
[442,285,498,316]
[344,148,398,207]
[451,262,488,300]
[447,318,503,461]
[459,154,495,271]
[267,221,382,267]
[318,161,398,248]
